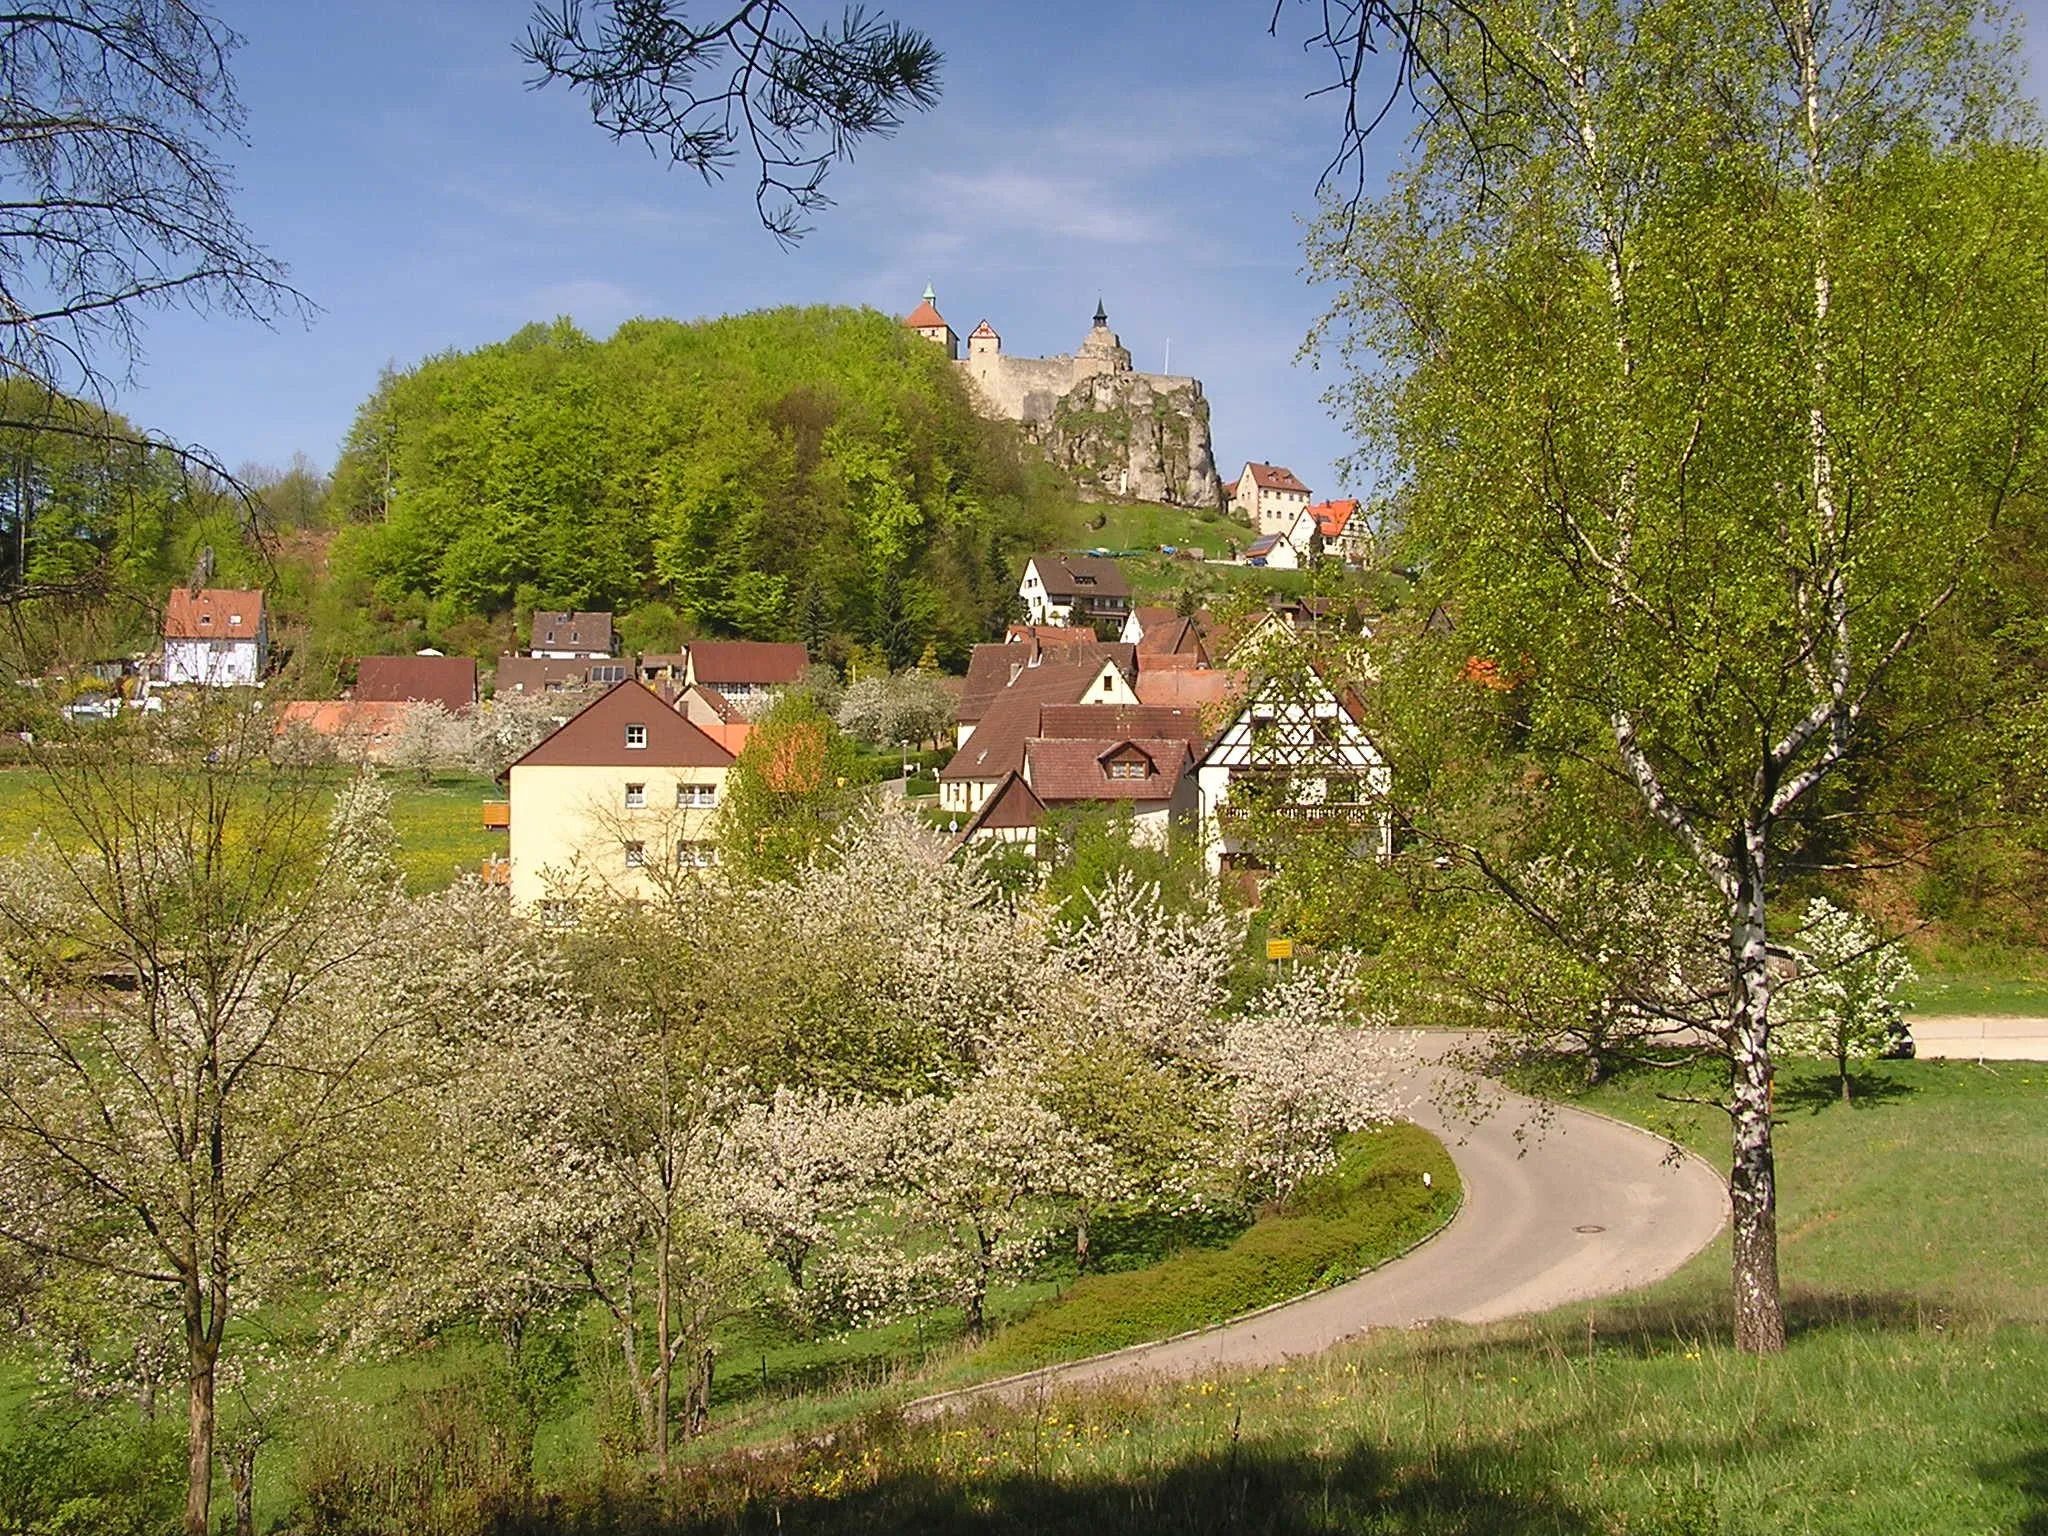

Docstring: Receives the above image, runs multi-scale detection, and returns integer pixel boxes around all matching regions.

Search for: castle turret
[968,319,1001,360]
[1076,297,1132,375]
[905,282,958,359]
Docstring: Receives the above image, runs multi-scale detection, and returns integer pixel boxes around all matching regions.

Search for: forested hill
[325,306,1060,668]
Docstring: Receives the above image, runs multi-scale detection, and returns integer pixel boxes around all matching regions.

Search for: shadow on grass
[1771,1070,1917,1115]
[1983,1416,2048,1536]
[486,1430,1715,1535]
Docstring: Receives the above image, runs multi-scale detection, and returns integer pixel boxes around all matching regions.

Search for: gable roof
[675,682,743,724]
[686,641,808,688]
[274,700,408,738]
[969,320,1000,340]
[532,610,613,653]
[509,680,736,773]
[164,588,265,641]
[1242,462,1311,495]
[942,656,1129,783]
[959,770,1045,837]
[1024,737,1193,803]
[354,655,477,711]
[906,297,948,329]
[1027,554,1130,601]
[959,639,1135,725]
[1245,533,1285,557]
[1309,499,1358,539]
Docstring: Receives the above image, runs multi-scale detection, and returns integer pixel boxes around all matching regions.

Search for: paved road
[1912,1015,2048,1061]
[912,1035,1729,1415]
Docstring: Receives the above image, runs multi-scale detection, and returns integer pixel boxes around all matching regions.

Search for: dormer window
[228,613,242,626]
[625,723,647,749]
[1108,760,1149,780]
[198,614,213,626]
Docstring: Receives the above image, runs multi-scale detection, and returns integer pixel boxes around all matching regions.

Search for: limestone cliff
[1036,371,1221,509]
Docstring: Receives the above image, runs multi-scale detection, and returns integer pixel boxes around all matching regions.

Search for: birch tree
[1313,0,2048,1351]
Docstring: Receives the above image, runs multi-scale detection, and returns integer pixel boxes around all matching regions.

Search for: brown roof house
[354,654,478,712]
[958,703,1206,854]
[529,610,614,659]
[683,641,808,704]
[956,633,1135,745]
[493,655,632,694]
[1018,554,1131,632]
[940,651,1141,815]
[505,680,735,907]
[162,588,268,687]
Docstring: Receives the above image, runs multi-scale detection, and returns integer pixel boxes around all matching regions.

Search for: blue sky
[113,2,2048,505]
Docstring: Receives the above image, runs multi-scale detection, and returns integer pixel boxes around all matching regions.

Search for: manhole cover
[1574,1224,1607,1234]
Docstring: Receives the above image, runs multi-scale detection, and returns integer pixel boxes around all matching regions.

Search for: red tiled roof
[942,654,1134,782]
[1134,669,1247,709]
[164,588,264,641]
[906,299,948,329]
[274,700,407,738]
[1024,737,1193,803]
[1036,703,1207,743]
[675,682,743,724]
[1242,462,1311,495]
[1309,499,1358,539]
[969,320,1000,339]
[354,655,477,711]
[958,639,1134,725]
[686,641,808,687]
[509,680,735,772]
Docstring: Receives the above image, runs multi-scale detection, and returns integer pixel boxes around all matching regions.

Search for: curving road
[912,1033,1728,1414]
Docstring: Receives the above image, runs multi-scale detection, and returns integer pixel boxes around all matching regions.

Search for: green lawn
[574,1055,2048,1535]
[0,765,504,894]
[1905,969,2048,1016]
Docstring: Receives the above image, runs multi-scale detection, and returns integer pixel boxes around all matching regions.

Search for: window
[625,723,647,749]
[1100,675,1114,694]
[198,613,213,626]
[677,841,718,868]
[624,783,646,808]
[623,841,645,868]
[228,613,242,625]
[1108,760,1149,780]
[540,899,576,929]
[592,664,626,683]
[676,782,717,809]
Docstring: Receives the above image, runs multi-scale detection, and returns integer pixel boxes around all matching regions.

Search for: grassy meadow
[488,1054,2046,1535]
[0,764,506,893]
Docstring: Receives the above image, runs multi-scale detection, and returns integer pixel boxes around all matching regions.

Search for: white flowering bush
[1778,898,1916,1101]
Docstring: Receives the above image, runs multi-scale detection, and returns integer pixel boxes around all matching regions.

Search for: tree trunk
[228,1442,256,1536]
[654,1240,671,1476]
[1729,856,1786,1355]
[184,1334,217,1536]
[1075,1206,1092,1273]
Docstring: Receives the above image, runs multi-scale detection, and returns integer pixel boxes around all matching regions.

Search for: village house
[272,700,410,763]
[683,641,808,706]
[493,655,630,693]
[529,611,614,659]
[956,702,1205,853]
[939,652,1141,814]
[1194,668,1390,878]
[955,632,1135,746]
[354,654,478,712]
[1017,554,1132,631]
[1228,463,1313,536]
[161,587,268,686]
[504,680,735,908]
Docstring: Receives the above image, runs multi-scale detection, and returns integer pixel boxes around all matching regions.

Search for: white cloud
[928,170,1165,244]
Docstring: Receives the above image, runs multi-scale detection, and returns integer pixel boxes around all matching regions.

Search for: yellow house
[505,680,736,907]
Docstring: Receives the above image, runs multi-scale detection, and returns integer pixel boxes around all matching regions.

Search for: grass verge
[970,1122,1457,1374]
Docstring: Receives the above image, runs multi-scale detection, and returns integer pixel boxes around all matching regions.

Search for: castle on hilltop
[905,286,1222,509]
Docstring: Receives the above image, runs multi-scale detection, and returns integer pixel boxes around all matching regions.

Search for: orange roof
[906,299,948,329]
[1242,462,1311,495]
[164,588,264,641]
[1134,669,1246,710]
[273,700,408,737]
[1309,499,1358,538]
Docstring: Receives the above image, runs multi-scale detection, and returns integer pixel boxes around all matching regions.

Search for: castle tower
[1077,297,1132,375]
[967,319,1001,360]
[905,282,958,360]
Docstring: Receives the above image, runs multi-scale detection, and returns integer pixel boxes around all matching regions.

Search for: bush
[977,1122,1458,1370]
[0,1404,185,1535]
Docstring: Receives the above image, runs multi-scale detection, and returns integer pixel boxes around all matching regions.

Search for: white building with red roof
[161,588,268,686]
[1229,462,1314,535]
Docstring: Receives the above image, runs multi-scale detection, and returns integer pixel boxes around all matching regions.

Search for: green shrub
[977,1122,1458,1370]
[0,1404,185,1535]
